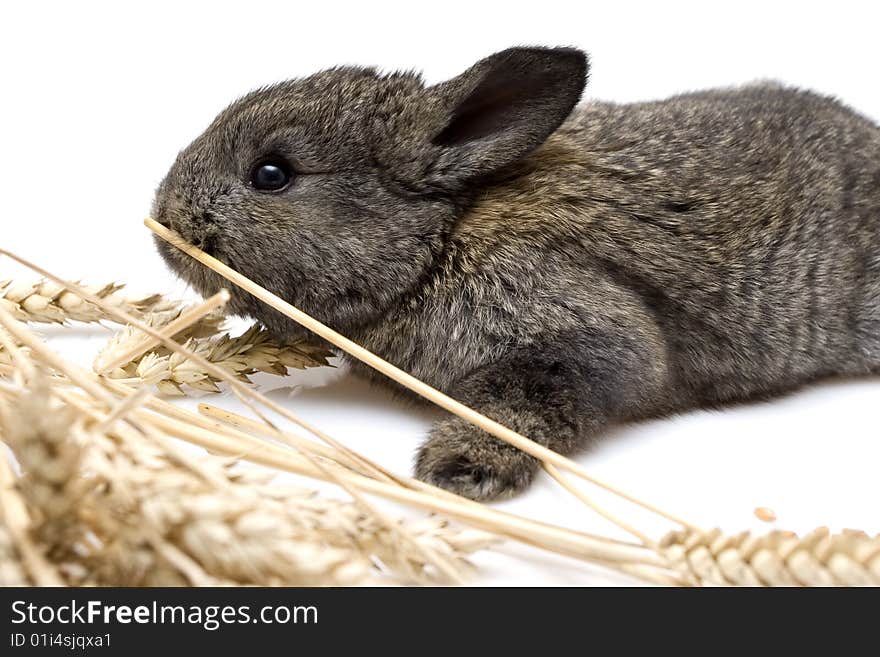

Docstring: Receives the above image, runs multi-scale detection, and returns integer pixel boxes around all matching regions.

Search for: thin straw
[544,464,656,547]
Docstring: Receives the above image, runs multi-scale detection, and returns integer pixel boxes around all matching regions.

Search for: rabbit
[152,46,880,501]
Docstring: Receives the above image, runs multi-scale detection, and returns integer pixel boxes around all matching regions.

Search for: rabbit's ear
[426,47,587,184]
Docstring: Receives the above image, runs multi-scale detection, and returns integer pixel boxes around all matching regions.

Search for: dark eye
[250,158,292,191]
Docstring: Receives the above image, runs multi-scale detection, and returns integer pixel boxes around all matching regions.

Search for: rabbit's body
[154,48,880,500]
[356,86,880,400]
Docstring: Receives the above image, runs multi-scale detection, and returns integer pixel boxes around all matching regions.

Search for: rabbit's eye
[250,158,292,191]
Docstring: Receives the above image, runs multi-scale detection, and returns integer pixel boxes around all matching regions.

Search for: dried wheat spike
[0,279,179,324]
[659,527,880,586]
[94,307,228,373]
[0,378,87,564]
[103,321,333,394]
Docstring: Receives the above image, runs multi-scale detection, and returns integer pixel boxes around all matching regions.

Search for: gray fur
[152,47,880,500]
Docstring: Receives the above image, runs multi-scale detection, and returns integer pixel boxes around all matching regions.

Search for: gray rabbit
[153,47,880,500]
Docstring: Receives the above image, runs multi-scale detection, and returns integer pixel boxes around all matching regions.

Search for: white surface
[2,1,879,585]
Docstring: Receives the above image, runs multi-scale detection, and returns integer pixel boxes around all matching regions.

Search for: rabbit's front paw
[415,417,539,501]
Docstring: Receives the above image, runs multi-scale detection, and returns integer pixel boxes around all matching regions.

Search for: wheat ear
[95,290,231,373]
[1,279,178,324]
[660,527,880,586]
[96,314,332,395]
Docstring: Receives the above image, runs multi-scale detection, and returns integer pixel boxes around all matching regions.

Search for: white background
[2,1,879,585]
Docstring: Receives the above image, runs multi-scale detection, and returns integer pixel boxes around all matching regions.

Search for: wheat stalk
[1,279,178,324]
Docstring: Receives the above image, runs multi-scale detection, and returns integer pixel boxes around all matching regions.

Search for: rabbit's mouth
[153,231,261,320]
[153,232,228,297]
